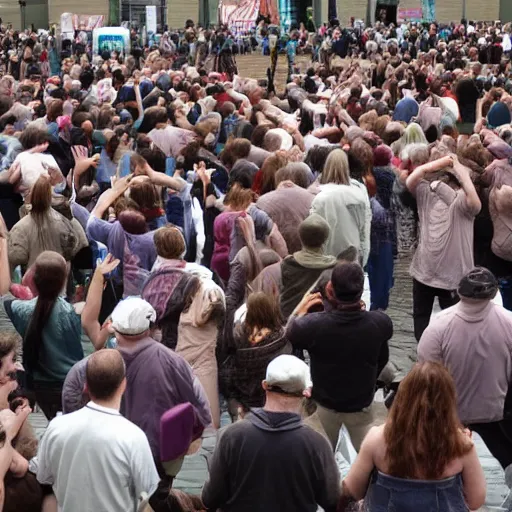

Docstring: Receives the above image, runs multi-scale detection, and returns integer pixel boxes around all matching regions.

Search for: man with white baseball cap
[202,355,339,512]
[109,297,211,479]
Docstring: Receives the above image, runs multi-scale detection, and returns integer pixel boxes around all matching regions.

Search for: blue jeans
[365,471,467,512]
[367,242,394,311]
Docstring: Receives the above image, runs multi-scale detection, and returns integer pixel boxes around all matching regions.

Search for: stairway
[235,53,311,93]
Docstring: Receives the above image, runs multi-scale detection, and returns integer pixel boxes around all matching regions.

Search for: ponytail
[22,251,67,377]
[23,295,59,374]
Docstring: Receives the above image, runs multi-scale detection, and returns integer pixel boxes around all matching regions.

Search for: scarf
[293,247,337,269]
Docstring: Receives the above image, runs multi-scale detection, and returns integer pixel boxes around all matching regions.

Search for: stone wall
[167,0,199,29]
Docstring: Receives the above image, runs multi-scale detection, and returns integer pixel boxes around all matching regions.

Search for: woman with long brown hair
[220,291,291,420]
[340,362,486,511]
[4,251,83,420]
[8,175,87,269]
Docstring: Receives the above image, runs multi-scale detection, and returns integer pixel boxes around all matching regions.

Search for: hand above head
[95,253,120,277]
[111,173,133,195]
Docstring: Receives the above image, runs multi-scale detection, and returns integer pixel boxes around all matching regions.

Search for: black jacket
[202,409,339,512]
[286,307,392,412]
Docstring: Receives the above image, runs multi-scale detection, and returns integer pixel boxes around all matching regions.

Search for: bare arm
[461,442,486,510]
[7,161,21,186]
[342,426,379,500]
[134,80,144,121]
[0,215,10,295]
[90,175,132,219]
[290,128,305,152]
[406,155,453,195]
[136,162,186,192]
[81,255,120,350]
[0,440,14,509]
[9,450,28,477]
[311,126,341,139]
[452,158,482,215]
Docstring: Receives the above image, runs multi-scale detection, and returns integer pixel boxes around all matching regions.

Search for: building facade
[0,0,510,31]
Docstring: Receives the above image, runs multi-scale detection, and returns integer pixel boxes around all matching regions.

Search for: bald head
[86,349,126,401]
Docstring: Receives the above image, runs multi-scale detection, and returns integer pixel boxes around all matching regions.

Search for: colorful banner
[397,7,422,22]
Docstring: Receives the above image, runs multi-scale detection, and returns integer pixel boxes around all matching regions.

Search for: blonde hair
[320,149,350,185]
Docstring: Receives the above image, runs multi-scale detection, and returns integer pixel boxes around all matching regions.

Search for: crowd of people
[0,12,510,512]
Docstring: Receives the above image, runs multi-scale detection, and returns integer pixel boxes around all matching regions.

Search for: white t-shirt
[36,401,160,512]
[13,152,61,197]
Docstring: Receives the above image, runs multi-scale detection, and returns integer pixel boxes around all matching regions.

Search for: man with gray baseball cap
[418,267,512,471]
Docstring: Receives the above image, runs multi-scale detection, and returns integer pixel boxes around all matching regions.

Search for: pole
[160,0,165,31]
[19,0,26,31]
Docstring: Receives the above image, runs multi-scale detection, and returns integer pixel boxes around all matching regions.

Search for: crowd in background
[0,13,510,512]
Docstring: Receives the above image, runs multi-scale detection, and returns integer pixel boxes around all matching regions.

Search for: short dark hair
[86,350,126,401]
[331,261,364,303]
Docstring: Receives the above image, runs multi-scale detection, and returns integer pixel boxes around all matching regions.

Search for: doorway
[375,3,397,24]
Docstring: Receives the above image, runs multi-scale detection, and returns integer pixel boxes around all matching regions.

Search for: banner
[397,7,422,22]
[146,6,157,34]
[60,13,105,33]
[219,0,261,36]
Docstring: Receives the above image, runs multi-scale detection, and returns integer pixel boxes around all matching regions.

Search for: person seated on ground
[286,261,392,452]
[202,355,340,512]
[35,349,160,511]
[340,362,486,512]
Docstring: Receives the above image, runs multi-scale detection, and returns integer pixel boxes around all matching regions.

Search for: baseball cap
[111,297,156,336]
[265,355,312,396]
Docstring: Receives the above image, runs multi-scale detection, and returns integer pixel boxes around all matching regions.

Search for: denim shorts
[364,471,468,512]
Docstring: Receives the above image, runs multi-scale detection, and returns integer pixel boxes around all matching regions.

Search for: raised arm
[68,146,99,190]
[90,175,132,219]
[451,157,481,215]
[134,79,144,122]
[0,214,10,295]
[136,161,187,192]
[406,155,453,195]
[82,254,120,350]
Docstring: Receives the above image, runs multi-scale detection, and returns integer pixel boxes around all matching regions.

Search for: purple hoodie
[119,338,211,460]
